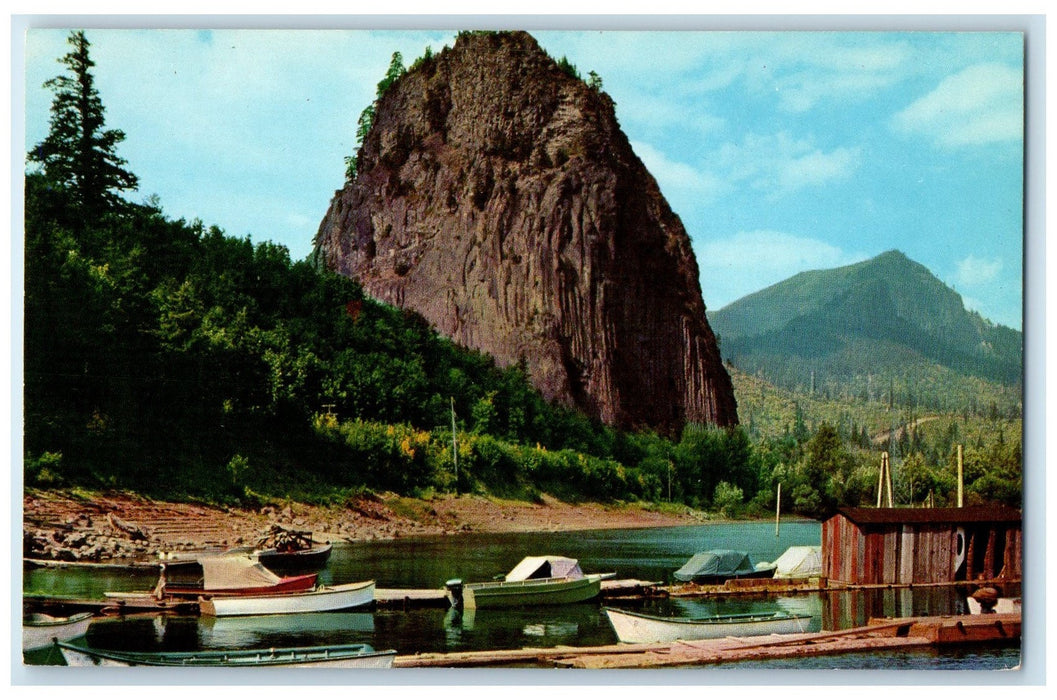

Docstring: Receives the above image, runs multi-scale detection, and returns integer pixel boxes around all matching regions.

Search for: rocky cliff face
[315,31,737,434]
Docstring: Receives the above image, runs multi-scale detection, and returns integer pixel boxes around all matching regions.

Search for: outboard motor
[445,579,464,609]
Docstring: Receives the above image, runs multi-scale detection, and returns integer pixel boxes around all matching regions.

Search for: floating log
[393,613,1020,669]
[24,557,159,571]
[23,594,199,617]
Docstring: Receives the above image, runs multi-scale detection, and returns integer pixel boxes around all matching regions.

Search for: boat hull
[453,575,604,609]
[257,544,332,573]
[674,566,777,585]
[163,572,318,599]
[604,607,812,644]
[22,612,93,651]
[199,580,375,617]
[57,640,395,668]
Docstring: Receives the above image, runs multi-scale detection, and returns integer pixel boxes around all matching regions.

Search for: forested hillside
[711,251,1023,417]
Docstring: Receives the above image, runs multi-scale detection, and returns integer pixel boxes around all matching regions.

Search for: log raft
[393,613,1021,669]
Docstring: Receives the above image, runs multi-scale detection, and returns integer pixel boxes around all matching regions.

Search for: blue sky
[21,26,1026,329]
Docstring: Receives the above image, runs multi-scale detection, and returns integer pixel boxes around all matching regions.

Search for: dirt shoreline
[22,488,718,564]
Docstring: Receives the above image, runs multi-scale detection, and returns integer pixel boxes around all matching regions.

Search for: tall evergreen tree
[28,30,138,216]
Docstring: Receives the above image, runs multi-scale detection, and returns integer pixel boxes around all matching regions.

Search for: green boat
[445,555,614,609]
[55,637,396,668]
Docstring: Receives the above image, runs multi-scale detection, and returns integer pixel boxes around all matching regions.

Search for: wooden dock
[392,613,1021,668]
[23,594,199,616]
[374,579,661,609]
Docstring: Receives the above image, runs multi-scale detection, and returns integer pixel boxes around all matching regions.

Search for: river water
[22,521,1021,671]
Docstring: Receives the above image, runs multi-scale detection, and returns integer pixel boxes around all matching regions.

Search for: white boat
[445,555,614,610]
[770,546,823,579]
[22,612,94,651]
[198,580,375,617]
[56,639,396,668]
[603,606,812,644]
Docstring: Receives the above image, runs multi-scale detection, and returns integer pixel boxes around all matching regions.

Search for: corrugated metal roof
[832,505,1022,526]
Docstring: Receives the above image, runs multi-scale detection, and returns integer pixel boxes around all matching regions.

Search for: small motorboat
[252,525,333,574]
[672,549,777,584]
[445,555,614,610]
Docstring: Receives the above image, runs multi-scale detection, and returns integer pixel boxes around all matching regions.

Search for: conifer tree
[28,30,138,215]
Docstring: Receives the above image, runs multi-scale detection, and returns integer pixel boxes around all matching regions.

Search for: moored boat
[672,549,777,584]
[154,554,318,599]
[22,611,94,651]
[56,638,396,668]
[603,606,812,644]
[198,579,376,617]
[256,542,332,573]
[445,555,614,610]
[770,545,822,579]
[252,526,333,573]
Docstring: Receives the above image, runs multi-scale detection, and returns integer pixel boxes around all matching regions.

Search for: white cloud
[955,255,1003,286]
[695,230,865,309]
[892,62,1023,148]
[717,132,860,198]
[629,140,725,202]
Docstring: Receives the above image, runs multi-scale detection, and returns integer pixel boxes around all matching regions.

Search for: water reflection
[439,601,607,651]
[819,582,1021,631]
[23,523,1021,669]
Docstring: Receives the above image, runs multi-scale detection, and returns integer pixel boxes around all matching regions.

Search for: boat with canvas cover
[672,549,776,584]
[55,637,396,668]
[445,555,614,610]
[158,554,317,599]
[22,612,94,651]
[770,546,822,579]
[198,579,376,617]
[603,606,811,643]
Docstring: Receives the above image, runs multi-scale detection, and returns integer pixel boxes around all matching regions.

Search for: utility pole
[877,452,894,508]
[667,460,673,502]
[775,483,782,539]
[957,444,964,507]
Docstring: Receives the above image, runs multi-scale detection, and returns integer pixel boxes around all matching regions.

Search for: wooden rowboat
[603,607,812,644]
[199,580,376,617]
[22,612,94,651]
[56,638,396,668]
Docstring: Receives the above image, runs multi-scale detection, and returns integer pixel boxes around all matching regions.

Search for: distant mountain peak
[709,251,1023,400]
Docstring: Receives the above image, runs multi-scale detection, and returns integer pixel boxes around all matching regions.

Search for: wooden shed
[821,505,1022,585]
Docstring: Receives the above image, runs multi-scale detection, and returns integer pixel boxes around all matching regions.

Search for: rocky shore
[22,489,712,565]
